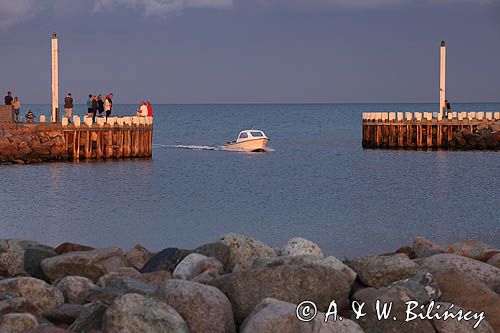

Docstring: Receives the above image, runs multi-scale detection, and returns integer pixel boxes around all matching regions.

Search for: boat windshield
[251,131,263,137]
[239,132,248,139]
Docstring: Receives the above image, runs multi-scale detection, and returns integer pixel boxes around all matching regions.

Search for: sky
[1,0,499,104]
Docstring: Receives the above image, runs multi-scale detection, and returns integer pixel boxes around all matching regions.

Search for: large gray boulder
[412,236,445,258]
[155,279,235,333]
[240,298,364,333]
[0,277,63,312]
[172,253,223,280]
[0,313,38,333]
[55,276,98,304]
[252,255,356,285]
[209,263,352,324]
[219,233,277,270]
[104,293,189,333]
[281,237,324,258]
[350,254,420,288]
[352,286,435,333]
[0,239,56,279]
[419,253,500,290]
[41,247,129,282]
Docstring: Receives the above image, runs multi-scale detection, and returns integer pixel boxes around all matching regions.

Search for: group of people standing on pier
[83,93,114,123]
[4,91,34,122]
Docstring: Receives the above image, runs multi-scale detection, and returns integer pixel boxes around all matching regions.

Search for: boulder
[0,297,41,317]
[281,237,324,258]
[428,302,494,333]
[98,277,156,295]
[84,287,125,306]
[97,267,142,287]
[419,253,500,290]
[124,244,152,270]
[219,233,277,270]
[54,242,94,255]
[447,240,499,262]
[0,239,56,279]
[0,297,39,316]
[240,298,364,333]
[412,236,445,258]
[395,246,416,259]
[486,253,500,269]
[97,267,171,286]
[432,269,500,332]
[0,277,64,312]
[41,247,129,282]
[141,271,171,285]
[252,255,356,285]
[55,276,98,304]
[68,302,107,332]
[350,254,420,288]
[43,303,83,326]
[195,242,231,271]
[210,263,352,324]
[140,248,192,273]
[389,271,441,302]
[155,279,235,333]
[0,313,38,333]
[352,286,435,333]
[104,293,189,333]
[172,253,223,280]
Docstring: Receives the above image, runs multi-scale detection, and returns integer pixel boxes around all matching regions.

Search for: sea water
[0,103,498,257]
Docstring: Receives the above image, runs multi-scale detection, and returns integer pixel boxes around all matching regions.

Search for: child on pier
[25,110,35,123]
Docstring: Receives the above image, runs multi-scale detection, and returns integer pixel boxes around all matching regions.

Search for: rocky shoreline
[0,235,498,332]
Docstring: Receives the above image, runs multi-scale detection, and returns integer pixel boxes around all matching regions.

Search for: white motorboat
[224,130,270,152]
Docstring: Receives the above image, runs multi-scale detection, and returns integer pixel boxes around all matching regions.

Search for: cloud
[257,0,500,10]
[0,0,39,29]
[93,0,233,16]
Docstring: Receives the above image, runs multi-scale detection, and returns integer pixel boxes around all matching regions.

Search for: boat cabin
[236,130,267,142]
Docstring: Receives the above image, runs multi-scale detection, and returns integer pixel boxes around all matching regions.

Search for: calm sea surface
[1,103,499,258]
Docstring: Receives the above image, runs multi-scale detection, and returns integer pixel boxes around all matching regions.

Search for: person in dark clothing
[97,95,105,117]
[445,99,451,114]
[25,110,35,123]
[64,92,73,122]
[105,93,113,118]
[91,95,98,123]
[87,94,93,118]
[4,91,13,105]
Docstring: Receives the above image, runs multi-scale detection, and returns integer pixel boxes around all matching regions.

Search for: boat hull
[224,138,270,152]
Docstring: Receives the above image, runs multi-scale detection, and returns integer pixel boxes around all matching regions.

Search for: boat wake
[153,144,274,152]
[153,144,224,151]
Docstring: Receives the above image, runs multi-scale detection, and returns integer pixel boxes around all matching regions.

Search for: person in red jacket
[146,101,153,117]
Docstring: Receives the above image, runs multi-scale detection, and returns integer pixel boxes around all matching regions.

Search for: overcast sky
[1,0,499,103]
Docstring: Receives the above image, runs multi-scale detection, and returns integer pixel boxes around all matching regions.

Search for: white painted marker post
[439,41,446,118]
[51,33,59,123]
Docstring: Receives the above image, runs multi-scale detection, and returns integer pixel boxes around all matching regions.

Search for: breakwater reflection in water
[0,103,499,258]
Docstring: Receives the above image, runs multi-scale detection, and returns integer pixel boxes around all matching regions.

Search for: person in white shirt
[137,101,148,117]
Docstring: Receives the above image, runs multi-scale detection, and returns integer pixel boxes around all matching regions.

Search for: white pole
[51,33,59,123]
[439,40,446,117]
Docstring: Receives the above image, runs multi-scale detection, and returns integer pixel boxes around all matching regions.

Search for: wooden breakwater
[0,115,153,164]
[362,111,500,150]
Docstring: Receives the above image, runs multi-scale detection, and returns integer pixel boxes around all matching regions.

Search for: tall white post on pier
[439,40,446,117]
[51,33,59,123]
